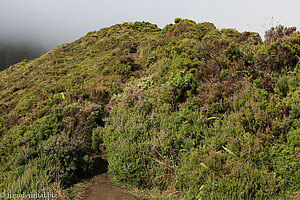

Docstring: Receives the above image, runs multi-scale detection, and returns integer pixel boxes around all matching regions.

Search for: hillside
[0,19,299,199]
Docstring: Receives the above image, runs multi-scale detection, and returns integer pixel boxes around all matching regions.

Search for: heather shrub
[91,126,105,154]
[42,135,93,186]
[0,121,5,135]
[160,20,216,41]
[200,160,284,199]
[274,73,298,97]
[131,21,160,32]
[3,134,92,193]
[11,134,93,187]
[2,158,52,194]
[221,28,241,38]
[225,42,240,61]
[256,33,300,72]
[196,22,217,35]
[0,101,103,192]
[265,25,297,45]
[101,83,294,198]
[174,18,183,24]
[162,70,198,111]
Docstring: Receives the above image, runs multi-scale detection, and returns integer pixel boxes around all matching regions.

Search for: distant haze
[0,0,299,51]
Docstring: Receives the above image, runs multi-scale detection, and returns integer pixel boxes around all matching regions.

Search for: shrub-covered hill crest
[0,19,299,199]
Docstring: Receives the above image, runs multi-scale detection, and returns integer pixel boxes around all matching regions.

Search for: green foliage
[162,70,198,111]
[225,42,240,60]
[219,69,230,80]
[256,33,300,72]
[42,135,93,186]
[146,56,156,67]
[1,158,52,194]
[221,28,241,38]
[265,25,297,45]
[131,21,160,32]
[174,17,183,24]
[101,79,298,198]
[91,126,105,154]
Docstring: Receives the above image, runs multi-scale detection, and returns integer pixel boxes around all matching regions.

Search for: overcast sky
[0,0,299,50]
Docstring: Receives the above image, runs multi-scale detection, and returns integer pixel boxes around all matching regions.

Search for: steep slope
[0,19,299,199]
[0,21,160,194]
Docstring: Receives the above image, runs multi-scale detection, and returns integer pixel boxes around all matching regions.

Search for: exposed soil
[78,156,138,200]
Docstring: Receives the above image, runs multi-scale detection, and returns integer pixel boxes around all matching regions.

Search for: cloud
[0,0,299,51]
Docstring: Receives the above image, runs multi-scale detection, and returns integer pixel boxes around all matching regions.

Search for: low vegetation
[0,19,299,199]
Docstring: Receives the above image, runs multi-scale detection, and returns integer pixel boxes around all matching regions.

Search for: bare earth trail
[78,157,138,200]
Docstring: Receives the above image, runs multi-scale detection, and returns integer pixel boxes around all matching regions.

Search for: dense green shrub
[101,80,297,198]
[162,69,198,111]
[256,33,300,72]
[42,135,93,186]
[131,21,160,32]
[174,18,183,24]
[3,135,92,193]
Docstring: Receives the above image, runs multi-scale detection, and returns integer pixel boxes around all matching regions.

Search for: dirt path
[78,157,138,200]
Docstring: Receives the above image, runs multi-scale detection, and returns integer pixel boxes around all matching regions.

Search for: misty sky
[0,0,299,51]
